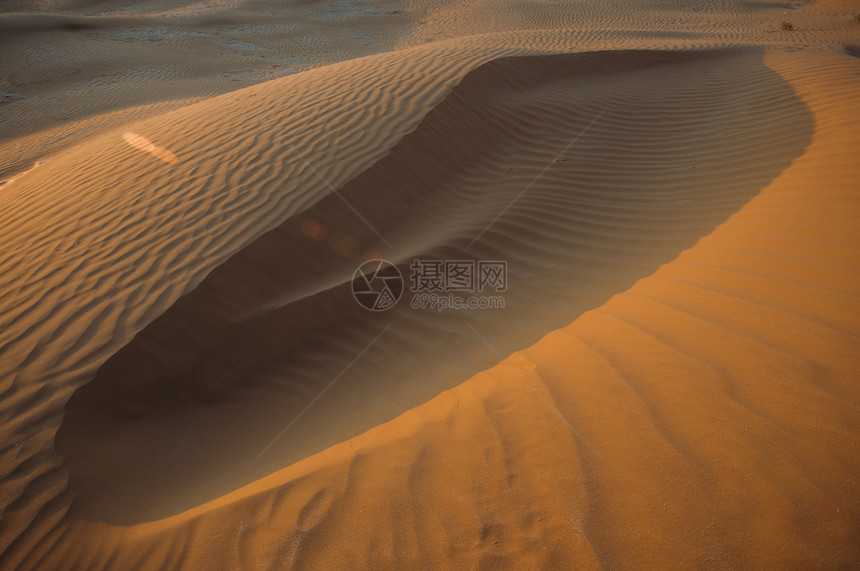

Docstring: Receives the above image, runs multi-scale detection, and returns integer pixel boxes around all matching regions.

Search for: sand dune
[56,47,815,525]
[1,0,859,568]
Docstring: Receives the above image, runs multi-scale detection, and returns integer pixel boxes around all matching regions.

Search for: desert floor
[1,0,859,568]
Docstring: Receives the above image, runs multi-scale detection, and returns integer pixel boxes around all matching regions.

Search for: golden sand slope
[1,0,860,568]
[56,48,814,525]
[4,45,856,568]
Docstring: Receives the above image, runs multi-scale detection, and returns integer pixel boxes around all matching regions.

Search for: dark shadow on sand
[56,48,813,524]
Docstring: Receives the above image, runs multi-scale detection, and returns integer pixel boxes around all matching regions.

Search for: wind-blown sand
[1,0,859,568]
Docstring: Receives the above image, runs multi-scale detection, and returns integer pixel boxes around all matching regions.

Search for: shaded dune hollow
[56,48,812,525]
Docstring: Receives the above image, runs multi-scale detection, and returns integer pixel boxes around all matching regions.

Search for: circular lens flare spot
[300,219,328,241]
[361,249,385,263]
[329,232,360,257]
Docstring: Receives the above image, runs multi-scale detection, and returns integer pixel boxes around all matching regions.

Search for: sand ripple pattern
[1,3,859,567]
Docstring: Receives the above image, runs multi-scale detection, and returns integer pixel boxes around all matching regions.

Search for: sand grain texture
[1,0,859,568]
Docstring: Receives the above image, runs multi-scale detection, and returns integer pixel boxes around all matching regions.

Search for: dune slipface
[56,48,814,524]
[2,0,860,568]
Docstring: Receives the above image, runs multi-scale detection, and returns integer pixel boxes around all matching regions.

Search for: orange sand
[1,0,859,568]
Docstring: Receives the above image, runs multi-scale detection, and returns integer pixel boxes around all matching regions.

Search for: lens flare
[123,132,179,165]
[361,249,385,263]
[328,232,360,257]
[300,219,328,241]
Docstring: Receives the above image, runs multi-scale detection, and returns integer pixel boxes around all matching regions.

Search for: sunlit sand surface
[1,0,859,568]
[122,133,180,165]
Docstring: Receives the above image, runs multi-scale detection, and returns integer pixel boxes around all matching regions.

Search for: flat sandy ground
[1,0,859,568]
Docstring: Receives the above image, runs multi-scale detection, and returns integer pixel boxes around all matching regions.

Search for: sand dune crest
[57,48,814,525]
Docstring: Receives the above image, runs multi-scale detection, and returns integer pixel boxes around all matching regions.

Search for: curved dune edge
[55,47,815,524]
[7,48,857,569]
[2,0,860,566]
[5,23,848,563]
